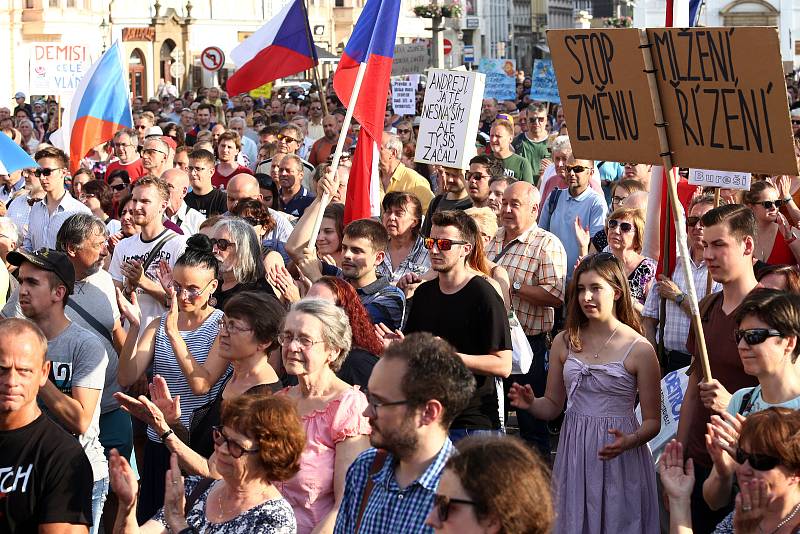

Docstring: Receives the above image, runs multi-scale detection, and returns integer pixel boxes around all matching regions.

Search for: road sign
[443,39,452,55]
[170,62,186,78]
[201,46,225,72]
[463,45,474,63]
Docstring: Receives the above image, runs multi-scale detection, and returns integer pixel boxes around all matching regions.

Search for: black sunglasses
[735,448,781,471]
[110,183,128,192]
[433,494,477,522]
[211,238,235,251]
[607,219,634,233]
[686,216,701,227]
[567,165,588,174]
[423,237,468,251]
[33,167,61,177]
[277,133,300,144]
[734,328,783,345]
[756,200,786,210]
[211,426,259,459]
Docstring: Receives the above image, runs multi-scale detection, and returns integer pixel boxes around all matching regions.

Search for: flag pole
[299,0,329,116]
[639,29,713,382]
[307,60,370,249]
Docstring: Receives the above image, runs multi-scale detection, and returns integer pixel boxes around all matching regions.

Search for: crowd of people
[1,71,800,534]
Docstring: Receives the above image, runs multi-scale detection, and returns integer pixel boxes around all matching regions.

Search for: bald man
[162,168,205,235]
[0,318,94,533]
[225,173,294,242]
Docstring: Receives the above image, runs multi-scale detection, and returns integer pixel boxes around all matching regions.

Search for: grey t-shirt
[46,321,108,481]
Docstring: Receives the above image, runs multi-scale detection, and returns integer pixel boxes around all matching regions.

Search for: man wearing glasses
[24,147,91,251]
[140,137,170,179]
[105,129,146,182]
[255,124,314,186]
[512,103,551,181]
[307,100,325,141]
[466,155,504,209]
[134,112,155,145]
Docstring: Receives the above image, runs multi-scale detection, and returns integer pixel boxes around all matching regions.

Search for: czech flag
[54,42,132,173]
[333,0,401,223]
[0,132,38,173]
[227,0,318,96]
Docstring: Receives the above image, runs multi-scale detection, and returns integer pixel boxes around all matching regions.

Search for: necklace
[592,324,620,359]
[762,502,800,534]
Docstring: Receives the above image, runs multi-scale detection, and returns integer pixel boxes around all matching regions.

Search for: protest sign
[547,29,662,164]
[478,58,516,101]
[415,68,485,170]
[688,168,752,190]
[636,366,689,462]
[530,59,560,103]
[249,82,273,99]
[393,43,430,76]
[647,27,797,175]
[391,79,416,115]
[29,43,93,96]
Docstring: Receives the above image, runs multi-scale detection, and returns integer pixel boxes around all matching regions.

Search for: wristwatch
[512,281,522,295]
[675,293,686,306]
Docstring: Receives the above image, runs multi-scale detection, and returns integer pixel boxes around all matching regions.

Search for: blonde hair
[465,206,498,240]
[606,206,645,253]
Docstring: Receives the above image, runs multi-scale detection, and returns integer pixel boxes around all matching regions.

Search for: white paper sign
[391,79,416,116]
[688,168,752,191]
[635,366,689,462]
[29,43,94,96]
[414,69,485,171]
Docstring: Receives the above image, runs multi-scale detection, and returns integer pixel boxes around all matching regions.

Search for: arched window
[129,49,146,100]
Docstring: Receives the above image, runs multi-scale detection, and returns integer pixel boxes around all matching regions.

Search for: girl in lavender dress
[509,252,662,533]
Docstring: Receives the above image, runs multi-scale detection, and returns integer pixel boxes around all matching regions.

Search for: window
[49,0,59,7]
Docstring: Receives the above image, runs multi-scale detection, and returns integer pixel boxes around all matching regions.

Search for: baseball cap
[8,248,75,295]
[14,92,25,99]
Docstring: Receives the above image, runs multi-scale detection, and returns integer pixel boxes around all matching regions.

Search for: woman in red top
[745,180,800,266]
[211,131,253,189]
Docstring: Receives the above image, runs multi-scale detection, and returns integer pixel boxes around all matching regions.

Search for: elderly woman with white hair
[210,217,276,309]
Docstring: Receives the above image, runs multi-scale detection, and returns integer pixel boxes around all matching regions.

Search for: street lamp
[100,18,108,53]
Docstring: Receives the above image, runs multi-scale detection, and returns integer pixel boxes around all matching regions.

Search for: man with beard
[108,176,187,338]
[333,333,475,534]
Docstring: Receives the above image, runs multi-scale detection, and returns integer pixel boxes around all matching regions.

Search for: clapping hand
[269,264,302,304]
[574,216,590,256]
[109,449,138,512]
[163,453,189,532]
[156,260,174,293]
[658,440,695,507]
[116,286,142,330]
[705,412,743,478]
[733,479,770,534]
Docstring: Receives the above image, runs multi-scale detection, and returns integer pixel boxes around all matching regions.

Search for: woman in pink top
[277,298,371,533]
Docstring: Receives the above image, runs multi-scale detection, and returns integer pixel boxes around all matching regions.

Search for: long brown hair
[565,253,642,352]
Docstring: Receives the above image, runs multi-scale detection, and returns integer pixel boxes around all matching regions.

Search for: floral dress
[628,257,657,305]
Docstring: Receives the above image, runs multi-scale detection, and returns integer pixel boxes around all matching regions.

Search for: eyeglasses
[467,172,490,181]
[277,332,324,350]
[423,237,469,251]
[143,148,167,157]
[611,195,628,205]
[111,142,133,149]
[686,216,701,227]
[110,183,129,192]
[33,167,61,177]
[734,328,783,345]
[432,494,477,522]
[187,166,207,173]
[735,448,782,471]
[567,165,588,174]
[607,219,634,233]
[755,199,786,210]
[363,388,410,410]
[211,426,259,459]
[793,120,800,126]
[210,238,236,252]
[217,317,253,334]
[78,193,96,201]
[171,279,214,300]
[277,133,300,144]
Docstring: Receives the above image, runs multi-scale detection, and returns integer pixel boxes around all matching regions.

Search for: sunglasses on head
[607,219,634,233]
[734,328,783,345]
[432,494,477,522]
[567,165,588,174]
[686,216,701,227]
[735,448,782,471]
[756,199,786,210]
[423,237,468,251]
[210,238,235,251]
[33,167,60,177]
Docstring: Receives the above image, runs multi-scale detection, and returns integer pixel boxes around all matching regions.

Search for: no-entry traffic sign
[201,46,225,72]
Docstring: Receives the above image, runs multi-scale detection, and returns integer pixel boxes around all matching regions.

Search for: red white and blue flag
[53,42,132,173]
[227,0,318,95]
[333,0,401,223]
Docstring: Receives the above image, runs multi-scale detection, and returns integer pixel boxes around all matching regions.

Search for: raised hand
[574,216,591,255]
[109,449,138,510]
[150,374,181,426]
[733,479,770,534]
[374,322,404,350]
[164,288,180,337]
[116,286,141,329]
[658,439,695,501]
[156,259,174,293]
[163,453,189,532]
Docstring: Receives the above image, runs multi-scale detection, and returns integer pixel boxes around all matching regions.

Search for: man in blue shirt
[539,157,607,278]
[334,333,475,534]
[277,154,315,217]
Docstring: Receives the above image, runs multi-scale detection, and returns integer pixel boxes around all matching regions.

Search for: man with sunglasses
[466,154,504,209]
[333,333,475,534]
[255,124,314,187]
[539,156,607,279]
[24,147,91,252]
[105,129,146,183]
[420,167,473,238]
[134,112,155,145]
[378,132,434,209]
[512,103,551,180]
[677,204,760,533]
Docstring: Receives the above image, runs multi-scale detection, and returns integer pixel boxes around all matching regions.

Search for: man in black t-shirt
[396,210,512,441]
[185,149,227,217]
[0,318,93,533]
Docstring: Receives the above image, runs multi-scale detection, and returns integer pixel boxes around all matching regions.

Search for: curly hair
[313,276,384,355]
[446,436,553,534]
[221,395,306,482]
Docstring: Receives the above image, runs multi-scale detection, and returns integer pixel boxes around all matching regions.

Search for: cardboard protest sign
[647,27,797,175]
[688,168,751,190]
[547,29,662,164]
[249,82,273,99]
[391,79,416,115]
[393,43,430,76]
[530,59,560,103]
[415,69,485,170]
[29,43,94,96]
[478,59,516,101]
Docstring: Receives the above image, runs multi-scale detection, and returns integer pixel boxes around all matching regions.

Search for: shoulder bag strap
[142,232,176,273]
[66,298,113,343]
[355,450,389,533]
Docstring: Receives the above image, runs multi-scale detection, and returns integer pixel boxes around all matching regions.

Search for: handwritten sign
[29,43,93,96]
[648,27,797,175]
[530,59,560,103]
[547,29,662,164]
[478,59,516,101]
[392,43,430,76]
[391,79,416,115]
[415,69,485,170]
[688,168,752,190]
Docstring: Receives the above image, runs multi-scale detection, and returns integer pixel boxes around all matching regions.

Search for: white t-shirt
[108,229,187,337]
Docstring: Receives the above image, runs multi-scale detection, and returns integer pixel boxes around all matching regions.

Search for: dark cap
[254,173,274,190]
[8,248,75,295]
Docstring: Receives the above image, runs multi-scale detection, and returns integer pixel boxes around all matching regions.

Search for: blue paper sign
[478,58,516,101]
[530,59,560,104]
